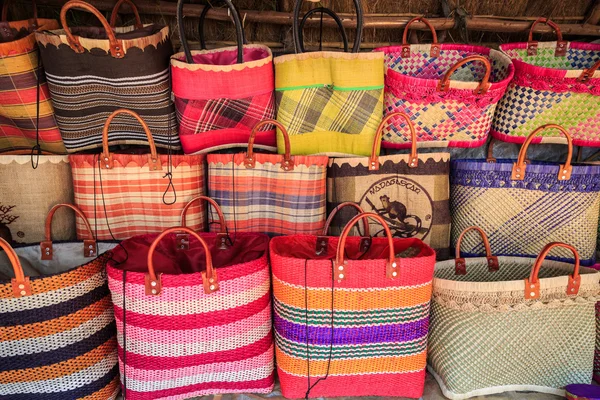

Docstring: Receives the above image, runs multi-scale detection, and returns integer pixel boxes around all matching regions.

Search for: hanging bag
[429,227,600,399]
[0,203,119,399]
[171,0,275,154]
[375,17,514,149]
[328,112,451,259]
[270,212,436,398]
[69,109,206,240]
[494,18,600,146]
[35,0,178,153]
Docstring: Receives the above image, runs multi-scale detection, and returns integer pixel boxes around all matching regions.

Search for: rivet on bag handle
[527,18,567,57]
[146,227,219,296]
[0,238,32,298]
[437,55,491,95]
[316,202,371,256]
[60,0,125,58]
[2,0,39,30]
[109,0,143,29]
[577,59,600,83]
[454,226,498,275]
[245,119,294,171]
[178,196,230,251]
[336,212,397,282]
[511,124,572,181]
[525,242,580,300]
[100,108,162,171]
[401,17,439,58]
[298,7,349,53]
[370,112,418,170]
[41,204,97,261]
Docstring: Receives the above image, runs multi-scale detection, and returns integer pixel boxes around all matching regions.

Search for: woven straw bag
[106,209,274,399]
[450,124,600,266]
[0,203,119,399]
[270,212,436,398]
[375,17,514,149]
[494,18,600,146]
[429,226,600,399]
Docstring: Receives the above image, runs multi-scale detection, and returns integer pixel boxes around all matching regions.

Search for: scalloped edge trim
[274,50,384,65]
[0,154,68,164]
[0,19,58,56]
[328,152,449,168]
[170,44,273,72]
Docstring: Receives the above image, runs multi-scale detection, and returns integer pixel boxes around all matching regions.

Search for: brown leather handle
[401,17,439,58]
[454,226,498,275]
[60,0,124,58]
[335,212,397,281]
[525,242,580,299]
[146,227,218,296]
[577,59,600,83]
[527,18,566,57]
[2,0,38,24]
[322,202,369,236]
[511,124,573,181]
[41,203,97,260]
[0,237,32,298]
[486,138,497,163]
[109,0,143,29]
[100,109,161,171]
[370,112,418,170]
[437,55,491,95]
[178,196,229,250]
[246,119,294,171]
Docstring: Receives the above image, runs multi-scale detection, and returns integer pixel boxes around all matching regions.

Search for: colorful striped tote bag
[270,212,436,398]
[0,203,119,399]
[106,226,274,399]
[274,0,384,157]
[35,0,178,153]
[0,0,63,154]
[451,124,600,266]
[327,112,451,259]
[208,119,327,236]
[69,109,206,240]
[494,18,600,146]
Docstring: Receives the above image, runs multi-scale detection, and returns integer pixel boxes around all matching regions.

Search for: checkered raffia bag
[69,109,206,240]
[35,0,178,153]
[451,124,600,266]
[375,17,514,149]
[0,203,119,399]
[0,0,63,153]
[274,0,384,157]
[494,18,600,146]
[106,225,274,399]
[328,112,451,259]
[208,119,328,236]
[429,228,600,399]
[270,212,436,398]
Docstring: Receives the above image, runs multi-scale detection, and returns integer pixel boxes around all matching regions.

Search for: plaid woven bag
[208,119,328,236]
[69,109,206,240]
[270,212,436,398]
[106,225,274,398]
[0,0,63,154]
[375,17,514,149]
[274,0,384,157]
[0,203,119,399]
[35,0,178,153]
[451,124,600,266]
[429,227,599,398]
[494,18,600,146]
[327,112,451,259]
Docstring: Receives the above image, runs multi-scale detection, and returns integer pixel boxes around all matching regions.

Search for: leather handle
[437,55,491,95]
[100,108,161,171]
[198,2,247,50]
[2,0,38,28]
[317,202,371,255]
[577,59,600,83]
[454,226,498,275]
[0,237,32,298]
[298,7,349,53]
[527,17,566,57]
[146,227,219,296]
[525,242,580,299]
[179,196,229,251]
[41,204,97,260]
[335,212,397,281]
[370,112,417,170]
[401,17,439,58]
[60,0,124,58]
[109,0,143,29]
[511,124,573,181]
[245,119,293,171]
[486,138,497,163]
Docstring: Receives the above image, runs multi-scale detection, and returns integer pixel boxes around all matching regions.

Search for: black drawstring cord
[162,100,177,205]
[30,48,42,169]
